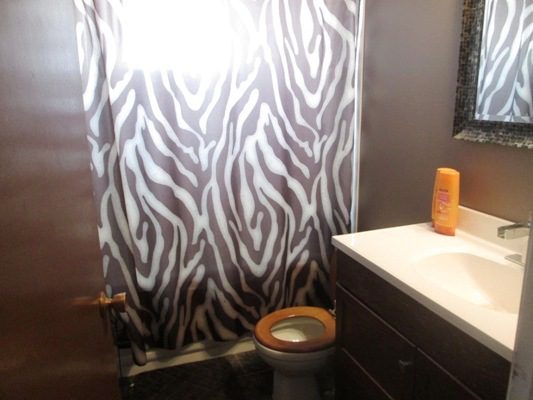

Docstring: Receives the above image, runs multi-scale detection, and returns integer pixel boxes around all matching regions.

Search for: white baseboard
[119,335,256,377]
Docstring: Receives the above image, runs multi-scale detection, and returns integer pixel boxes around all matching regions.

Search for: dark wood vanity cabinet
[335,252,511,400]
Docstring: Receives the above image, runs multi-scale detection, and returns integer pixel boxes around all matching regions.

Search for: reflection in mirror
[476,0,533,123]
[453,0,533,149]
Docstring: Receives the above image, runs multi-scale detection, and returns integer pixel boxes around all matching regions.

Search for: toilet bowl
[253,306,335,400]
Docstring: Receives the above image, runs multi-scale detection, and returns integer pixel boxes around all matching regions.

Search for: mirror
[453,0,533,149]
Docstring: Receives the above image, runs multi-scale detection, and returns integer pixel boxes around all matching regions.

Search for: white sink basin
[412,252,523,314]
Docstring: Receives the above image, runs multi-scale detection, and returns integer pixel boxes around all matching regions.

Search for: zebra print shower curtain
[75,0,359,358]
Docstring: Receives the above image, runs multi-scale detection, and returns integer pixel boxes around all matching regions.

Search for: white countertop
[332,207,527,361]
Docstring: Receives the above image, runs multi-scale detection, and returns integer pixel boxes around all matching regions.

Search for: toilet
[253,306,335,400]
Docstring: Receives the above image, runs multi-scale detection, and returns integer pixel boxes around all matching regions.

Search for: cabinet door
[336,348,392,400]
[414,351,481,400]
[337,285,416,399]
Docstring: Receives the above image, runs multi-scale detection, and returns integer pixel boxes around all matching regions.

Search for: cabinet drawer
[337,285,415,400]
[337,252,510,400]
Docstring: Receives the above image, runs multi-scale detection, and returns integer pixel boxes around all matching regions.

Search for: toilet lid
[254,306,335,353]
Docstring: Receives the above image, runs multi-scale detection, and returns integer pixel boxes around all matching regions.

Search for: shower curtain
[75,0,359,360]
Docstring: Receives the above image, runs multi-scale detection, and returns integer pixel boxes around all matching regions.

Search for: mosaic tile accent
[453,0,533,149]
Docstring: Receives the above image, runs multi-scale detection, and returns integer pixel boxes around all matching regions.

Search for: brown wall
[358,0,533,231]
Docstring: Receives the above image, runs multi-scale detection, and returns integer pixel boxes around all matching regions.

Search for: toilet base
[272,370,321,400]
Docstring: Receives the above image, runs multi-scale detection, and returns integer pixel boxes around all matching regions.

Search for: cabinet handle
[398,359,413,373]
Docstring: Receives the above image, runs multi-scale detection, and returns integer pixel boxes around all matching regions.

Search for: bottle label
[436,189,450,220]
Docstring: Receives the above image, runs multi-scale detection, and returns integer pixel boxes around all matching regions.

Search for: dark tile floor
[120,350,334,400]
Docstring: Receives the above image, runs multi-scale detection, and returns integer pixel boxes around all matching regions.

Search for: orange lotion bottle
[432,168,460,236]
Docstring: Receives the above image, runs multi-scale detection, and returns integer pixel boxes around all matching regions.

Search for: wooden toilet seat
[254,306,335,353]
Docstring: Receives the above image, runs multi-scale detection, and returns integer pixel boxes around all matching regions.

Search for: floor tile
[120,350,333,400]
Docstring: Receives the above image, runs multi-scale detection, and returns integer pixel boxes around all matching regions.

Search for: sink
[332,206,529,359]
[413,252,523,314]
